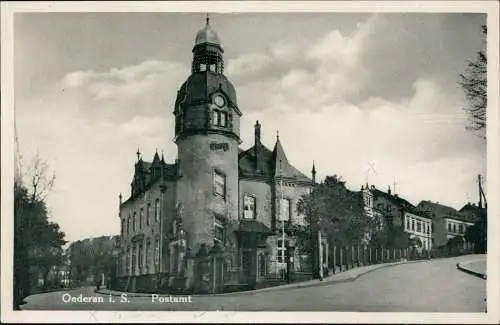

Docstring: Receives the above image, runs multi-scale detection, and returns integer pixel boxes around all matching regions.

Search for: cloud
[14,13,487,243]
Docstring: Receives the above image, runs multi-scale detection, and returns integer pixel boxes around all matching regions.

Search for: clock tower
[173,17,242,252]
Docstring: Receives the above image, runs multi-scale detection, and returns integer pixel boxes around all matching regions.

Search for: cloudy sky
[14,11,487,243]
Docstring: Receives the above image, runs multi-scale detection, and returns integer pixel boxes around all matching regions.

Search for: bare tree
[25,151,56,203]
[459,25,487,140]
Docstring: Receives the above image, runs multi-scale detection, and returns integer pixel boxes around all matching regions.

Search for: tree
[459,25,487,140]
[13,154,66,309]
[465,209,487,253]
[295,175,370,276]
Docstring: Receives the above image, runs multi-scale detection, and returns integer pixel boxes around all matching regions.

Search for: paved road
[21,255,486,312]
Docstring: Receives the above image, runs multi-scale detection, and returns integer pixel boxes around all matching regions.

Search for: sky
[14,12,487,244]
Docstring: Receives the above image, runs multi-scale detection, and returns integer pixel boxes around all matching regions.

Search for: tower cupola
[174,16,241,142]
[192,16,224,74]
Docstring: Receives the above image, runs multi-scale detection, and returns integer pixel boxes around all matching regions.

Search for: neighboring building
[402,211,432,251]
[362,185,432,251]
[115,18,315,293]
[68,235,120,286]
[459,202,485,223]
[416,200,474,249]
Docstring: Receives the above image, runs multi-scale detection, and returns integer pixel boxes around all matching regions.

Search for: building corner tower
[173,17,241,253]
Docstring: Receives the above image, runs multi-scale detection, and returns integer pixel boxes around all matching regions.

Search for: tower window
[200,64,207,72]
[213,170,226,199]
[220,112,227,127]
[212,110,228,127]
[212,110,220,126]
[243,194,256,219]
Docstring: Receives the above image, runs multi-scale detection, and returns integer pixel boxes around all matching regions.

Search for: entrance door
[214,257,224,293]
[242,249,253,283]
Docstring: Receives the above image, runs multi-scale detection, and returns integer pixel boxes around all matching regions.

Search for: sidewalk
[97,259,424,298]
[456,256,487,280]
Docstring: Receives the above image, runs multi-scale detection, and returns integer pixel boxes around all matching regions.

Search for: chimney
[388,186,391,195]
[255,120,261,145]
[311,161,316,184]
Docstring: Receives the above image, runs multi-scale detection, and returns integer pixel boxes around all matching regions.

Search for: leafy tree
[295,175,370,276]
[13,155,66,309]
[459,25,487,140]
[465,209,487,253]
[369,226,415,249]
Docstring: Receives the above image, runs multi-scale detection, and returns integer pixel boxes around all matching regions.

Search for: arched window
[145,240,151,272]
[154,238,160,270]
[126,246,131,275]
[133,212,137,232]
[139,208,143,230]
[127,216,131,235]
[155,199,160,223]
[132,245,137,274]
[147,203,151,226]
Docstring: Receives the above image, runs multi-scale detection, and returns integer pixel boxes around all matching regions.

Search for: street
[21,255,486,312]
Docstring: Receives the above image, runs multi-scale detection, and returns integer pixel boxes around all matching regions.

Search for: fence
[326,245,432,275]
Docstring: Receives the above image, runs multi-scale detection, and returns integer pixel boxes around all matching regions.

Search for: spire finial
[136,148,141,161]
[206,12,210,25]
[276,129,280,141]
[312,160,316,173]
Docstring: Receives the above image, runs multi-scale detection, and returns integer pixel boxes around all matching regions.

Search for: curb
[456,262,487,280]
[96,259,429,298]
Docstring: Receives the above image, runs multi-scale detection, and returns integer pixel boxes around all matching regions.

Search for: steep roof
[417,200,474,222]
[238,140,311,183]
[372,188,423,216]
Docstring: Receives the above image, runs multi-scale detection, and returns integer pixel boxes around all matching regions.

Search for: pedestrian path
[456,255,486,279]
[97,259,421,298]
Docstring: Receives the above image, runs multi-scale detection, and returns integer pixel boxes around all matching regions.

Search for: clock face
[214,95,225,107]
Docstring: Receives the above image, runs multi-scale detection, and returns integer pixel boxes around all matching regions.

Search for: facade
[362,184,431,251]
[402,211,432,251]
[69,235,120,286]
[416,200,474,249]
[115,19,315,293]
[459,202,484,223]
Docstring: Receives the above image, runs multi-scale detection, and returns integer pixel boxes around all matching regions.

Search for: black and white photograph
[1,1,499,323]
